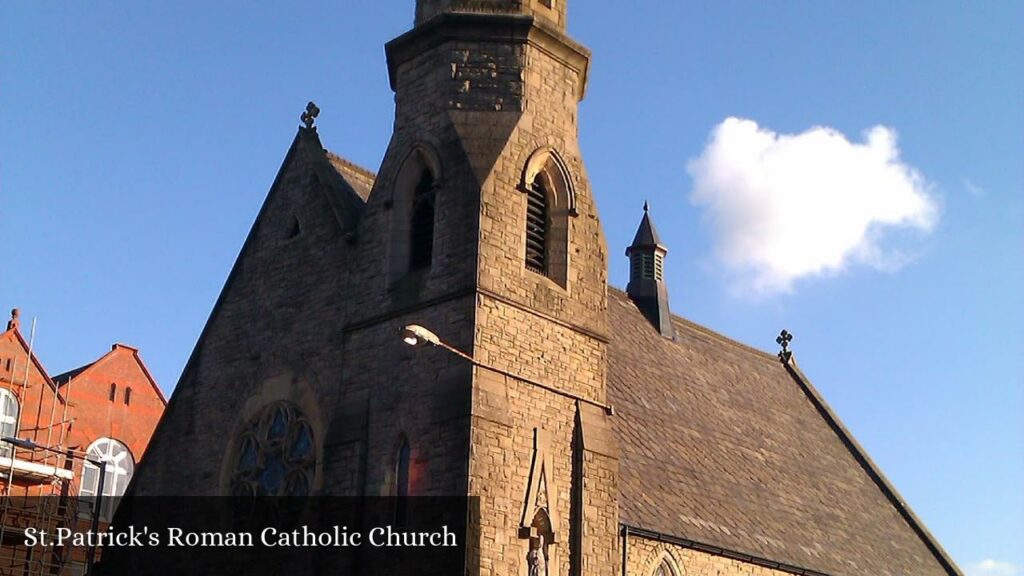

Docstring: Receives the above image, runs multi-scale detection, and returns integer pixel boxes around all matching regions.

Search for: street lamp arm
[400,325,615,415]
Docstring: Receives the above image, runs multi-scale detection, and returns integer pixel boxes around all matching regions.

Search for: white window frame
[80,437,134,520]
[0,388,19,457]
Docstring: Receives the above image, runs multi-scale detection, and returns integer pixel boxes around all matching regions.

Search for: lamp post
[1,437,108,576]
[399,324,614,415]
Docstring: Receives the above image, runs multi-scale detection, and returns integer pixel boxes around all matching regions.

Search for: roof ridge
[323,149,377,181]
[781,359,963,575]
[607,285,778,362]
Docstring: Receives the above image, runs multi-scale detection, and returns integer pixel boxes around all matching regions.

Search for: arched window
[408,169,436,271]
[525,175,549,274]
[652,555,680,576]
[0,388,19,457]
[81,438,135,520]
[395,438,411,525]
[230,401,316,498]
[388,146,442,285]
[396,439,411,497]
[521,147,575,288]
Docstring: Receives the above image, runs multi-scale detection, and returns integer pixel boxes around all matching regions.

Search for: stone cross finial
[300,101,320,129]
[776,329,793,362]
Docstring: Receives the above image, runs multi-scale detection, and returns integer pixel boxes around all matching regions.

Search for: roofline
[622,524,831,576]
[1,326,66,403]
[781,356,963,576]
[323,150,378,182]
[608,286,778,362]
[51,343,168,405]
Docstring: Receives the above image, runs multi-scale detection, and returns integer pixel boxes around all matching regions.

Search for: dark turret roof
[627,202,664,253]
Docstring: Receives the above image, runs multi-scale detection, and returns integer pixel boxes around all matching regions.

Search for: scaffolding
[0,316,85,576]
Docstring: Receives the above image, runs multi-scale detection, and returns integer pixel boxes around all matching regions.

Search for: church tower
[380,1,619,574]
[127,1,617,574]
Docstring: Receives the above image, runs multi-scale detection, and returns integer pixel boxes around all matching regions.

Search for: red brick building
[0,309,165,574]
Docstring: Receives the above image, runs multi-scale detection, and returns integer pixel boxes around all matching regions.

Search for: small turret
[626,203,674,338]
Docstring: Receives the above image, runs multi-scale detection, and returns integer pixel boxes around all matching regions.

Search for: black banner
[0,496,475,575]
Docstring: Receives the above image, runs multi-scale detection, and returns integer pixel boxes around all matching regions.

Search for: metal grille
[525,179,548,274]
[409,170,436,271]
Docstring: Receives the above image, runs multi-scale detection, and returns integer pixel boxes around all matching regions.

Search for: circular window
[230,401,316,497]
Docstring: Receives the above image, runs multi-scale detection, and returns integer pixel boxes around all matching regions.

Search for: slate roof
[606,288,958,576]
[628,203,663,251]
[325,150,375,202]
[52,363,93,386]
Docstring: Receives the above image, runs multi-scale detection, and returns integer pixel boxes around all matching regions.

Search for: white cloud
[963,178,986,197]
[687,117,938,296]
[967,559,1019,576]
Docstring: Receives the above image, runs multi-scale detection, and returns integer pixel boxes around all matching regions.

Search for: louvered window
[408,169,436,271]
[630,252,664,281]
[525,177,549,274]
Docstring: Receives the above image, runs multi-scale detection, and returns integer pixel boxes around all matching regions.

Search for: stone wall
[627,536,797,576]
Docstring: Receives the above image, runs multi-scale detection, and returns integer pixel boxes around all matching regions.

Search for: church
[129,1,962,575]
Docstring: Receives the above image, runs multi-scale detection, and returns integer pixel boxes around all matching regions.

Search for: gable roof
[1,324,65,402]
[53,344,167,405]
[606,288,959,576]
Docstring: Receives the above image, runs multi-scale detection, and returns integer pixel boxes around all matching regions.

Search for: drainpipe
[621,525,629,576]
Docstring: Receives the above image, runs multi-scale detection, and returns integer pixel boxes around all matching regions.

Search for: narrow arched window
[109,382,117,402]
[408,169,436,271]
[395,439,411,525]
[525,175,549,274]
[0,388,19,457]
[652,557,679,576]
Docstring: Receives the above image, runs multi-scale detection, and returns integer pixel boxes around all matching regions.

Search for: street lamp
[1,436,108,576]
[398,324,614,415]
[400,324,440,347]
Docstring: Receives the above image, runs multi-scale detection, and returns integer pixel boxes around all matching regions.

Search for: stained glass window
[230,401,315,498]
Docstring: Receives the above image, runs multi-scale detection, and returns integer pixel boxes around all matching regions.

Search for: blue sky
[2,2,1020,573]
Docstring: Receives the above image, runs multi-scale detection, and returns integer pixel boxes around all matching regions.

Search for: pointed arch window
[408,169,436,271]
[388,145,442,285]
[652,556,679,576]
[525,175,549,274]
[521,148,575,288]
[230,401,316,499]
[0,389,19,457]
[395,439,411,526]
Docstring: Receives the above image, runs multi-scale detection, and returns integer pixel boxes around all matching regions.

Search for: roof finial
[7,308,19,331]
[643,200,649,213]
[300,101,320,129]
[776,329,793,362]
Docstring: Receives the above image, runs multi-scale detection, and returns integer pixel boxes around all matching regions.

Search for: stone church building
[130,2,962,575]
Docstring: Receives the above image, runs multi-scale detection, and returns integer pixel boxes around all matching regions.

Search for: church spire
[626,203,674,338]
